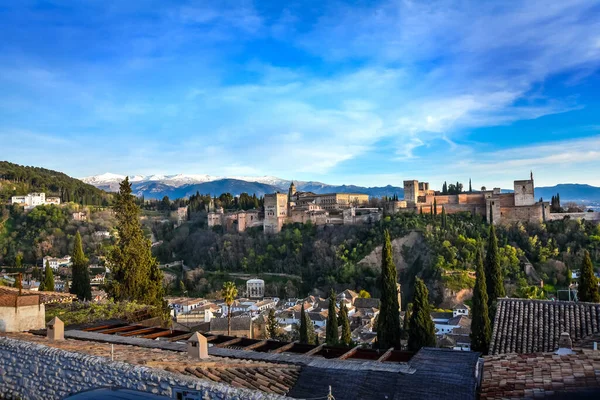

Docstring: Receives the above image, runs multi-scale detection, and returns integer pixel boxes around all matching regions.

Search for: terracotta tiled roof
[481,350,600,399]
[490,298,600,355]
[0,286,76,304]
[353,298,380,310]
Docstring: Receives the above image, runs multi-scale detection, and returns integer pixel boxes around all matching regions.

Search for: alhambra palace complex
[208,173,599,234]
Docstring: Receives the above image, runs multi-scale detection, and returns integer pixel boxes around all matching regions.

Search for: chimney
[47,317,64,341]
[555,332,574,355]
[187,332,209,359]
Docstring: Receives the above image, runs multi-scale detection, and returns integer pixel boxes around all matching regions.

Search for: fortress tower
[403,180,419,205]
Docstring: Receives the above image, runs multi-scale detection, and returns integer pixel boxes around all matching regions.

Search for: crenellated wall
[0,337,282,400]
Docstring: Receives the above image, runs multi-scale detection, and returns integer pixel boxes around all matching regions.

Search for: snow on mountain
[80,173,289,188]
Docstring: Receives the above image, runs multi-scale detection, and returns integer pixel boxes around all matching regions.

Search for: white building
[42,256,72,271]
[246,279,265,298]
[11,193,61,209]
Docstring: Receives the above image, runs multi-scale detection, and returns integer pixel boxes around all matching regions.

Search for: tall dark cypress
[299,304,309,344]
[485,225,505,309]
[70,231,92,301]
[471,248,491,354]
[326,289,338,345]
[469,178,472,193]
[407,278,436,351]
[578,251,600,303]
[377,230,401,349]
[339,303,352,346]
[442,181,448,195]
[441,206,447,229]
[433,198,438,215]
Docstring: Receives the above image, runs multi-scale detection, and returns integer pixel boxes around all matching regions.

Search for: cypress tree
[578,251,599,302]
[299,304,308,344]
[339,303,352,346]
[326,289,338,345]
[401,303,412,340]
[469,178,472,193]
[266,308,279,340]
[485,225,505,309]
[42,261,55,292]
[442,181,448,195]
[419,206,423,215]
[408,278,436,351]
[107,178,165,307]
[471,248,491,354]
[71,231,92,301]
[441,206,447,229]
[433,198,438,215]
[377,230,401,349]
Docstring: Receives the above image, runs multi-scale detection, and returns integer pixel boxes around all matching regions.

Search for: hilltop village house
[11,192,61,210]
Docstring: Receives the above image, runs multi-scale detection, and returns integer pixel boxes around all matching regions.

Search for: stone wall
[0,297,45,332]
[0,337,282,400]
[546,212,600,222]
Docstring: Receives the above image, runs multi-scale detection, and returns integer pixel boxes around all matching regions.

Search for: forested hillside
[0,161,111,205]
[153,211,600,306]
[0,204,116,266]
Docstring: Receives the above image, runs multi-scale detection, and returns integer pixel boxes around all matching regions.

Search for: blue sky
[1,0,600,189]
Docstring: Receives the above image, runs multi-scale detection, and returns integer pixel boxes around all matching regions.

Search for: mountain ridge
[81,172,600,202]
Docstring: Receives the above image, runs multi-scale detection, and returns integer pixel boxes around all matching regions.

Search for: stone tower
[403,180,419,205]
[288,181,297,198]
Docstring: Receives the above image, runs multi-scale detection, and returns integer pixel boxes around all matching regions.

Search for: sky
[1,0,600,189]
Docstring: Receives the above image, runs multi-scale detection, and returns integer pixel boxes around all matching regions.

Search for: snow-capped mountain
[81,173,289,188]
[79,172,405,199]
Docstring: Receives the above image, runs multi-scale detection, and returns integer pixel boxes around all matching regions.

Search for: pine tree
[338,303,352,346]
[377,230,401,349]
[326,289,338,345]
[485,225,505,309]
[471,248,491,354]
[408,278,436,351]
[578,251,599,302]
[107,177,165,307]
[42,261,55,292]
[70,231,92,301]
[266,308,279,340]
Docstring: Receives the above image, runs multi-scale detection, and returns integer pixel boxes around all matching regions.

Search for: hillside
[536,184,600,202]
[0,161,111,205]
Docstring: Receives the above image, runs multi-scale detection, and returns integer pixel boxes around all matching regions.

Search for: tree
[377,230,401,349]
[469,178,472,193]
[471,248,491,354]
[485,225,505,309]
[222,281,238,336]
[401,303,412,340]
[70,231,92,301]
[179,279,186,294]
[15,253,23,269]
[441,206,447,229]
[107,178,165,307]
[442,181,448,195]
[407,278,436,351]
[339,303,352,346]
[578,251,599,302]
[299,304,315,344]
[266,308,279,339]
[433,198,438,216]
[15,273,22,290]
[326,289,338,345]
[42,260,55,292]
[358,290,371,298]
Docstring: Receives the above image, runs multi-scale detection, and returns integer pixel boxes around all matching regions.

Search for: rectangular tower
[514,179,535,206]
[263,193,288,234]
[403,180,419,204]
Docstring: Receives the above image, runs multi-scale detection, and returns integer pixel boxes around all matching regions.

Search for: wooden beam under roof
[243,340,268,351]
[269,341,297,354]
[304,343,324,356]
[338,345,361,360]
[215,337,243,348]
[377,347,394,362]
[119,327,160,337]
[98,325,144,334]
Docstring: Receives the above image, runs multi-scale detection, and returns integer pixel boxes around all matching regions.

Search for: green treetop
[299,304,315,345]
[266,308,279,340]
[578,251,599,302]
[326,289,338,345]
[485,225,505,309]
[70,231,92,301]
[470,248,491,354]
[41,260,55,292]
[107,177,164,307]
[408,278,436,351]
[377,230,401,349]
[222,281,238,336]
[339,303,352,346]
